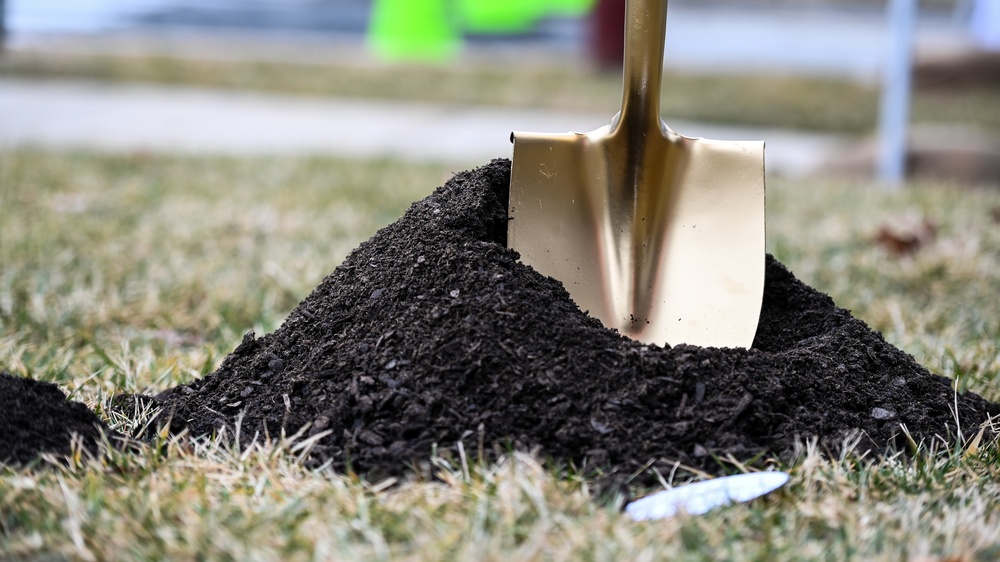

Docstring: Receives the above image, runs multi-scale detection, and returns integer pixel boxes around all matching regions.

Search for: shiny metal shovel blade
[508,0,765,348]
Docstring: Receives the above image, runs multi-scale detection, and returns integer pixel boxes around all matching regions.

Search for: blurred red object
[590,0,625,69]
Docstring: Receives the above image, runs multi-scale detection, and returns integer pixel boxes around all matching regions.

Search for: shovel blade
[508,123,765,348]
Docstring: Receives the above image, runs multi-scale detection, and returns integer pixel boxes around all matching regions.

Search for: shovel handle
[618,0,668,130]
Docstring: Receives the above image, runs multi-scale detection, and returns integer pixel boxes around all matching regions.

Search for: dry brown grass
[2,149,999,560]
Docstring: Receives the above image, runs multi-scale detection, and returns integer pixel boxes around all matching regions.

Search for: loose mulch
[3,159,996,474]
[140,158,998,480]
[0,371,118,465]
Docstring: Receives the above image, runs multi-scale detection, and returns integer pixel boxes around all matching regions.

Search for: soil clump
[1,371,118,465]
[151,159,997,479]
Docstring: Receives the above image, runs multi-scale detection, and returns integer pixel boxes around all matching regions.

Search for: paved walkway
[0,78,848,177]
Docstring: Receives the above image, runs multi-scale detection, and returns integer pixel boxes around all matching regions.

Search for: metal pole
[877,0,917,187]
[953,0,974,23]
[1,0,6,52]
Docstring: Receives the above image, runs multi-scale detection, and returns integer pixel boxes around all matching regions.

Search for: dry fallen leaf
[874,215,937,256]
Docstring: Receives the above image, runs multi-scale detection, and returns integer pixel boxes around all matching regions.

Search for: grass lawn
[3,49,999,135]
[1,149,999,559]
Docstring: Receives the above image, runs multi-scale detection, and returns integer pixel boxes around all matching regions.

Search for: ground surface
[0,372,117,465]
[3,150,999,561]
[148,159,999,482]
[18,158,995,476]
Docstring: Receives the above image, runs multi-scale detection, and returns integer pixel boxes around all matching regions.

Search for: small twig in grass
[952,375,964,449]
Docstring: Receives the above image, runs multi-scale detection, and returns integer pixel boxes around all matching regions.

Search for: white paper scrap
[625,471,790,521]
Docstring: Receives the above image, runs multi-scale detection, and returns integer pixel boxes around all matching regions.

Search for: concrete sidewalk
[0,79,849,177]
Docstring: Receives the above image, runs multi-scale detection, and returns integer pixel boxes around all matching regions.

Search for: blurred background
[1,2,998,415]
[1,0,999,184]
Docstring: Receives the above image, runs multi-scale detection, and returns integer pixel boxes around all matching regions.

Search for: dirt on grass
[137,159,999,480]
[3,159,996,474]
[0,372,118,465]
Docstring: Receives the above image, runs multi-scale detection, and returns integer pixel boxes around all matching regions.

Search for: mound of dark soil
[1,371,118,465]
[153,159,999,479]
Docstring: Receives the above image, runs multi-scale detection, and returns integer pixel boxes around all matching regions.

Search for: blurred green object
[456,0,544,33]
[457,0,595,33]
[368,0,596,61]
[549,0,597,16]
[368,0,460,62]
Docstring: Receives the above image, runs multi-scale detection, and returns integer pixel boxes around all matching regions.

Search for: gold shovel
[508,0,765,348]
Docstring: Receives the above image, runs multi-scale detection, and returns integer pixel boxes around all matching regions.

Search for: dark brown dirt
[0,371,118,465]
[148,159,999,480]
[916,51,1000,90]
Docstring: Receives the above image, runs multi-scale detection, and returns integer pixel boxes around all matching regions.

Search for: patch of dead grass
[2,150,999,560]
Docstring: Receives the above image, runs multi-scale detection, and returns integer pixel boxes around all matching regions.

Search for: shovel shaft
[618,0,668,129]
